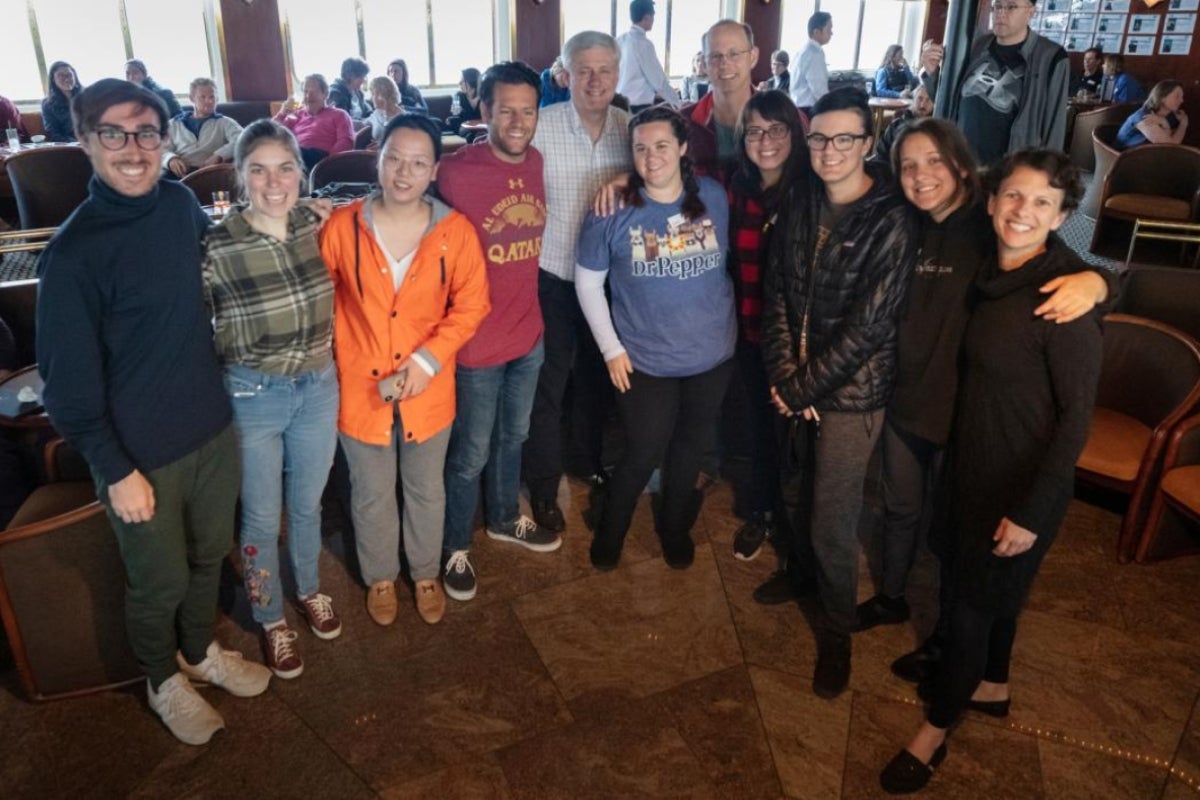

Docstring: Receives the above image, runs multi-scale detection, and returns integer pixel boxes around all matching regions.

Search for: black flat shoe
[891,637,943,684]
[853,593,911,632]
[880,743,947,794]
[966,698,1010,718]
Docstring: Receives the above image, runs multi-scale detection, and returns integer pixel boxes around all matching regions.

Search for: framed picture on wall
[1123,35,1156,54]
[1165,14,1196,33]
[1070,0,1100,12]
[1159,34,1194,54]
[1099,0,1131,11]
[1094,32,1124,51]
[1128,15,1161,35]
[1168,0,1199,12]
[1097,13,1126,33]
[1069,13,1098,32]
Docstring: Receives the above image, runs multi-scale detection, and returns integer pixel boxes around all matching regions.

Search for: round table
[868,97,909,140]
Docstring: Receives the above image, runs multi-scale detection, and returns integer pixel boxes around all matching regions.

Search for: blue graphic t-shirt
[577,176,735,378]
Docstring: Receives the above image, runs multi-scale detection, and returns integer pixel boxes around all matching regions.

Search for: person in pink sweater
[275,73,354,171]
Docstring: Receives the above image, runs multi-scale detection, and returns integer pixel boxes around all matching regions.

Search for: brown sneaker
[414,579,446,625]
[262,624,304,679]
[298,592,342,640]
[366,580,398,626]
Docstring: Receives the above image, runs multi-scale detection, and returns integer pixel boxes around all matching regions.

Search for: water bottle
[450,95,462,116]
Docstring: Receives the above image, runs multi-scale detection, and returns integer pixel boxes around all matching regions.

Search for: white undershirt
[574,265,625,361]
[371,224,434,376]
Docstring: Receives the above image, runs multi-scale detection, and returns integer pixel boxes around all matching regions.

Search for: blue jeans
[225,361,339,625]
[444,341,544,553]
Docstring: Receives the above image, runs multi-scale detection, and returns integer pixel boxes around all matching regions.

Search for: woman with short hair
[1116,79,1188,149]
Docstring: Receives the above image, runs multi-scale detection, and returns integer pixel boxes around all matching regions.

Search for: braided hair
[620,105,706,220]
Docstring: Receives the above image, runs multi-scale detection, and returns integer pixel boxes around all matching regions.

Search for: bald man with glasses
[924,0,1069,165]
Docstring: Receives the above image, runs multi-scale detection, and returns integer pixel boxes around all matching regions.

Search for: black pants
[524,271,612,502]
[595,359,733,549]
[300,147,330,173]
[722,339,781,520]
[927,602,1018,729]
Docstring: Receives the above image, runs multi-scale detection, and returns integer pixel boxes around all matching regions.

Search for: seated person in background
[1073,47,1103,96]
[41,61,82,142]
[367,75,404,146]
[163,77,244,176]
[1116,79,1189,149]
[329,57,372,124]
[1,93,30,143]
[446,67,483,133]
[540,57,571,107]
[125,59,182,118]
[756,50,790,93]
[275,73,354,171]
[874,45,916,98]
[386,59,428,113]
[1100,54,1144,104]
[873,83,933,163]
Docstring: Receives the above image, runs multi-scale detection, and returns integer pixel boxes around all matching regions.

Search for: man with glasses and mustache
[36,79,271,745]
[761,87,919,700]
[683,19,762,176]
[925,0,1069,165]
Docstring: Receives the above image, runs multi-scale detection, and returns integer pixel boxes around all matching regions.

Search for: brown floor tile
[841,692,1045,800]
[1006,610,1200,759]
[512,542,742,708]
[1038,739,1167,799]
[127,689,374,800]
[269,600,571,791]
[748,665,851,800]
[494,693,719,799]
[1171,695,1200,791]
[1162,775,1200,799]
[656,665,782,799]
[379,753,515,800]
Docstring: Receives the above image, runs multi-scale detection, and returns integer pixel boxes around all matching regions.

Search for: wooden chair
[1135,414,1200,562]
[181,163,238,205]
[1076,314,1200,561]
[6,147,93,230]
[1090,144,1200,258]
[354,125,374,150]
[0,482,143,700]
[1117,266,1200,342]
[1079,125,1121,220]
[1068,103,1138,173]
[309,150,377,192]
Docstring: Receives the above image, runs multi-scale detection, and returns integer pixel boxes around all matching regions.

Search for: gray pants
[804,409,884,634]
[340,418,451,584]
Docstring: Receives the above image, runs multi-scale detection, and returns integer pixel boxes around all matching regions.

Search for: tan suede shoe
[414,579,446,625]
[366,580,398,626]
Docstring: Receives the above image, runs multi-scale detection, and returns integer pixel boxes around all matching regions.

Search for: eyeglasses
[805,133,869,151]
[93,126,163,151]
[745,124,790,143]
[387,157,434,176]
[706,48,752,66]
[990,3,1033,15]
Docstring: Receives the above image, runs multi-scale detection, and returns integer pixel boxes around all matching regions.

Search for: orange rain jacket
[320,195,490,445]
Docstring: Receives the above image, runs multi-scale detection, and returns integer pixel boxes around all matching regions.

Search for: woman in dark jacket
[41,61,82,142]
[386,59,427,113]
[880,150,1103,794]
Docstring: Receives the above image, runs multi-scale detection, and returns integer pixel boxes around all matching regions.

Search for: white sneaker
[177,641,272,698]
[147,673,224,745]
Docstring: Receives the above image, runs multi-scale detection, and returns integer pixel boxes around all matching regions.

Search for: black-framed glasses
[745,124,790,143]
[706,47,752,66]
[93,126,163,151]
[805,133,869,151]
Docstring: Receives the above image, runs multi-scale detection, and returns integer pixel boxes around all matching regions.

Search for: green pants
[93,425,239,689]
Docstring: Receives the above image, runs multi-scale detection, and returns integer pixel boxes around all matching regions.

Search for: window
[282,0,497,89]
[780,0,928,73]
[559,0,723,77]
[1,1,216,103]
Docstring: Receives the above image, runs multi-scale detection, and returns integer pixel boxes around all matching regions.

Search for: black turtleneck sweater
[36,177,230,484]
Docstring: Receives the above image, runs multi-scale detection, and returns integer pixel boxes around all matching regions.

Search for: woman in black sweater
[880,150,1104,794]
[41,61,82,142]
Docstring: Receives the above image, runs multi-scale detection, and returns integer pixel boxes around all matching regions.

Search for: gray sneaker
[177,641,272,698]
[443,549,477,602]
[486,515,562,553]
[147,673,224,745]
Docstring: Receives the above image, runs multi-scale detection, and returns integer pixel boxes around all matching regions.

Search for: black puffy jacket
[762,162,919,413]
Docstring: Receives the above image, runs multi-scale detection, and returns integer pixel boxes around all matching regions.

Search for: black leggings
[596,359,733,549]
[927,601,1018,729]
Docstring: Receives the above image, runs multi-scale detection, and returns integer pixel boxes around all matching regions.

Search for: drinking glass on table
[5,128,19,151]
[211,190,231,218]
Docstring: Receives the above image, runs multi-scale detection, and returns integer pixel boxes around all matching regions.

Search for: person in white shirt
[790,11,833,113]
[616,0,681,112]
[162,77,244,177]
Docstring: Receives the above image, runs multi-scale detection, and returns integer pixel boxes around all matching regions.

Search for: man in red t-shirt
[437,61,559,602]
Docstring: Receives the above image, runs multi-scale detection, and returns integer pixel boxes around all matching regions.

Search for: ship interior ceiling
[2,1,1200,799]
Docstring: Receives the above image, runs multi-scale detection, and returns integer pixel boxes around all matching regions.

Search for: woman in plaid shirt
[202,120,341,680]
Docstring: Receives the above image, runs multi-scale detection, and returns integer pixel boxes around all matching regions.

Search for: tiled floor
[2,478,1199,799]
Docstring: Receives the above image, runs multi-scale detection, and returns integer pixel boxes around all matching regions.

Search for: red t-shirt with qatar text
[437,140,546,369]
